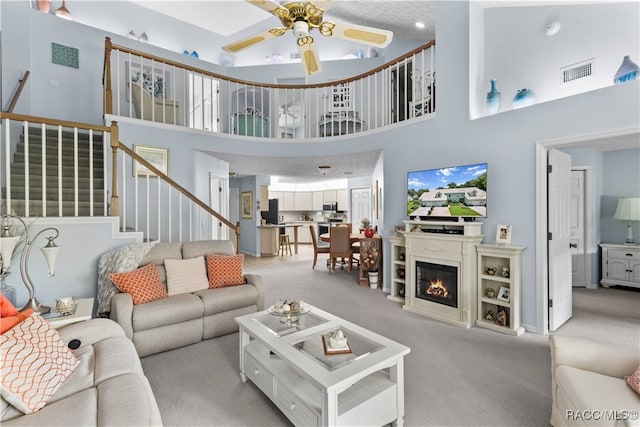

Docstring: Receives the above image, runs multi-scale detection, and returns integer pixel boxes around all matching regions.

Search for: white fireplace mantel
[403,220,483,328]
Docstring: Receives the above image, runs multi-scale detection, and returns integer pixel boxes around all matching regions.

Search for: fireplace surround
[402,220,483,328]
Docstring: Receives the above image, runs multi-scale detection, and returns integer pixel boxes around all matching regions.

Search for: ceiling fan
[222,0,393,75]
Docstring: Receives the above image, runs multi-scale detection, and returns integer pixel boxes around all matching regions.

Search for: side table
[43,298,94,329]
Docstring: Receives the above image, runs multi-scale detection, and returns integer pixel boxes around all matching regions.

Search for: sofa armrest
[550,334,640,379]
[243,273,265,311]
[56,318,125,349]
[109,293,135,339]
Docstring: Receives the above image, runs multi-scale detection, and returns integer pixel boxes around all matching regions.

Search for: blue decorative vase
[512,88,536,109]
[486,79,501,115]
[613,55,640,84]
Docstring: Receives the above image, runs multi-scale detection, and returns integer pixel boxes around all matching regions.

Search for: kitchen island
[258,223,303,256]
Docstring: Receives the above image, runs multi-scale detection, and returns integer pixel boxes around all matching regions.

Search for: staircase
[3,127,106,217]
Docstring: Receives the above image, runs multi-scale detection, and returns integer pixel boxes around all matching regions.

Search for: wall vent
[561,59,594,83]
[290,53,301,60]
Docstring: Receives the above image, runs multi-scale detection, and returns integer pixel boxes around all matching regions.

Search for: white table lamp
[613,197,640,244]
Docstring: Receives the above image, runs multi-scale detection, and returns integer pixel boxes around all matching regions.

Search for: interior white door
[570,169,586,287]
[209,174,229,240]
[229,187,239,243]
[548,149,573,331]
[351,188,372,232]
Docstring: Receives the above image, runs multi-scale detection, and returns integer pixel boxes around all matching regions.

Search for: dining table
[320,232,382,287]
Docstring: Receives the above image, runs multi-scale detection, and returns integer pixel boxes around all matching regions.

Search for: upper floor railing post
[109,120,119,216]
[104,37,113,115]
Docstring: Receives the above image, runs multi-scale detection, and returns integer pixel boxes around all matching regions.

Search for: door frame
[535,128,637,335]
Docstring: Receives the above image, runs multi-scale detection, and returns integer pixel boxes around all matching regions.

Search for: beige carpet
[140,260,639,426]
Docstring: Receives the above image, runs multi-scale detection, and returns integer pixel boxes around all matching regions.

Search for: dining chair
[329,226,352,273]
[309,225,330,269]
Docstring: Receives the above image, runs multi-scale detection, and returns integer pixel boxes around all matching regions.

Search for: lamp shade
[613,197,640,221]
[41,239,60,277]
[0,236,19,272]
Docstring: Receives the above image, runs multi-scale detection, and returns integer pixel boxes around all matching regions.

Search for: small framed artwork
[497,286,510,303]
[241,191,253,219]
[496,224,512,244]
[133,145,168,177]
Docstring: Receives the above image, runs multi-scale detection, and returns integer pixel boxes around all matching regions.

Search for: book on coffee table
[322,334,352,355]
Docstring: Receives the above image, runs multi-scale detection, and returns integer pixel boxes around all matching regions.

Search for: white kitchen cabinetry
[336,189,348,210]
[323,190,337,203]
[312,192,324,211]
[282,192,295,211]
[599,243,640,288]
[269,191,283,206]
[476,244,526,336]
[294,192,312,211]
[260,186,269,211]
[260,228,279,256]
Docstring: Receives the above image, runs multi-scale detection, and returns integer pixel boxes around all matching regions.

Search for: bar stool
[279,234,292,256]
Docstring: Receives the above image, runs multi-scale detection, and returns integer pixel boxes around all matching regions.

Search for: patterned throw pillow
[109,262,168,305]
[164,256,209,296]
[1,295,34,334]
[0,312,79,413]
[626,365,640,396]
[205,253,245,288]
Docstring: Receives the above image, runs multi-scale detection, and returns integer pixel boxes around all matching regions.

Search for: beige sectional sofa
[108,240,265,357]
[1,318,162,426]
[549,334,640,427]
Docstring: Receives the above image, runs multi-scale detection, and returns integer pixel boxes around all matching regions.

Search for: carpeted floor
[140,260,639,427]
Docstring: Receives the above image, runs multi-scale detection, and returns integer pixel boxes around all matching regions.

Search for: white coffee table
[235,305,410,426]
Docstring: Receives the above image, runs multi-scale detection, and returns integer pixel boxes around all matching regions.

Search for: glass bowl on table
[267,299,310,324]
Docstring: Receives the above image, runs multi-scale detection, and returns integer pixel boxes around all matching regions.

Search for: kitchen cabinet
[282,192,295,211]
[260,228,279,256]
[337,189,348,210]
[323,190,337,203]
[294,192,312,211]
[312,192,324,211]
[269,191,283,206]
[259,186,269,211]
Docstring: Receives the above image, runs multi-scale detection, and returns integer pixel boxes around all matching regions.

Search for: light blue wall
[601,148,640,243]
[2,1,639,329]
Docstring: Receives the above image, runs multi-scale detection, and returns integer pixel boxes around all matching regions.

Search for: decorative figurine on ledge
[486,267,496,276]
[484,310,494,321]
[485,287,496,298]
[496,306,509,327]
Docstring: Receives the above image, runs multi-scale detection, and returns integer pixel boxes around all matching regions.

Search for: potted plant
[361,241,380,289]
[359,218,371,232]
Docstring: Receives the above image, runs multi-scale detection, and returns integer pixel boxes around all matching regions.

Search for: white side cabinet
[476,244,526,336]
[599,243,640,288]
[386,236,406,303]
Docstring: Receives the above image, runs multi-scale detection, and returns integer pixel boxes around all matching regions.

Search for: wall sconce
[0,215,61,314]
[613,197,640,244]
[54,0,73,20]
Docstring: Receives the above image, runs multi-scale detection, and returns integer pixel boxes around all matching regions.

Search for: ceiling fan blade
[246,0,290,19]
[297,36,322,75]
[222,28,285,53]
[312,0,334,13]
[320,21,393,48]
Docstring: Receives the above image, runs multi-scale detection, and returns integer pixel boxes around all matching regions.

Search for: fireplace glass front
[416,261,458,308]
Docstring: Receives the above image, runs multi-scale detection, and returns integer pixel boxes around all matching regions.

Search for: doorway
[570,167,592,288]
[390,61,413,123]
[209,174,229,240]
[535,128,639,335]
[351,187,372,232]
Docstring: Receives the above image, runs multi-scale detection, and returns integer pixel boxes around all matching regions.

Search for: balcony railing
[103,38,435,139]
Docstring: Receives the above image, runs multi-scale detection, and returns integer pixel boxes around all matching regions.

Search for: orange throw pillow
[109,263,168,305]
[1,295,34,334]
[205,253,245,288]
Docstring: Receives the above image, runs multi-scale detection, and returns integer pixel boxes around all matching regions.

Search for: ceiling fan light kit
[223,0,394,75]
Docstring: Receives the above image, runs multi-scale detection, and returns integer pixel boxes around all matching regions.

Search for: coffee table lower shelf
[244,341,398,427]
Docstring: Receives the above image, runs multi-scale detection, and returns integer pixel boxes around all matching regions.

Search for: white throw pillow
[164,256,209,296]
[0,312,79,414]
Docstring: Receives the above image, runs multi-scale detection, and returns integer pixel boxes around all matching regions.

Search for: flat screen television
[407,162,487,220]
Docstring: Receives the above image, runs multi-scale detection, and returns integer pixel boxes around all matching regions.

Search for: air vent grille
[561,59,593,83]
[290,53,301,60]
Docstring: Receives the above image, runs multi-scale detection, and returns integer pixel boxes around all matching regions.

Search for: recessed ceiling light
[343,171,353,175]
[415,22,425,29]
[545,21,561,36]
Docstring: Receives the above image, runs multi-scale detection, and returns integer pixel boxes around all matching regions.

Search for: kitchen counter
[257,224,303,254]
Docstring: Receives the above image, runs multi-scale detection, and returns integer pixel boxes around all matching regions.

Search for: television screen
[407,162,487,219]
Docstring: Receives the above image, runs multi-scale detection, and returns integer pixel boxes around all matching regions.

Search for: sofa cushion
[206,253,245,288]
[183,239,235,258]
[139,242,182,266]
[0,313,79,414]
[165,256,209,296]
[109,263,168,305]
[555,365,640,420]
[626,365,640,396]
[1,388,97,426]
[196,284,260,316]
[132,293,203,331]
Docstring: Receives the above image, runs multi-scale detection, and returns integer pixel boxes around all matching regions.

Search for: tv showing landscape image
[407,163,487,218]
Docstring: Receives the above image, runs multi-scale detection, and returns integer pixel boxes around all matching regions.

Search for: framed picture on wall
[133,145,168,177]
[241,191,253,219]
[496,224,512,245]
[125,61,171,101]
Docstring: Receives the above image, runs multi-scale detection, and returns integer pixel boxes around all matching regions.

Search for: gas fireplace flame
[426,278,449,298]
